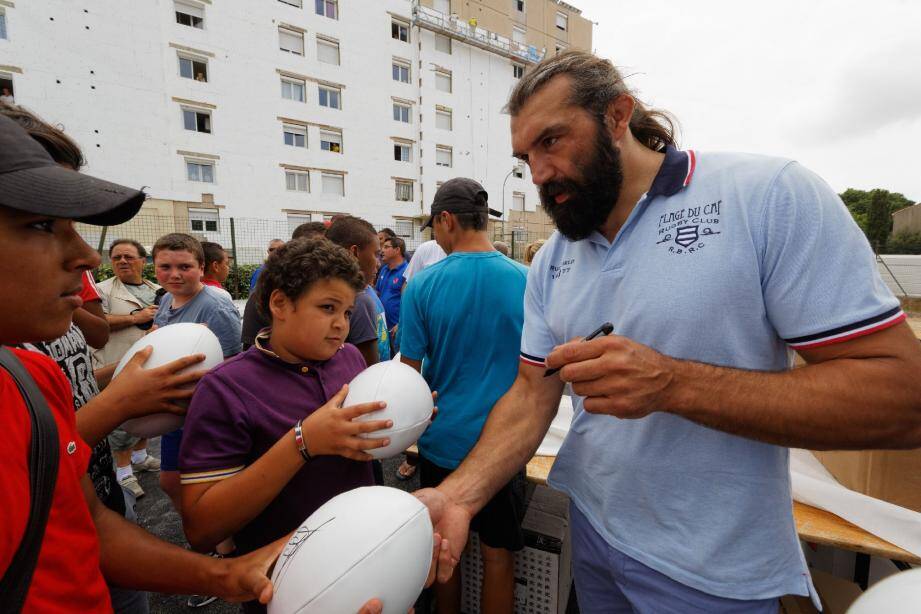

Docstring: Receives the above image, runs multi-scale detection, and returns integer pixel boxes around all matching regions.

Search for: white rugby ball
[344,360,433,459]
[848,567,921,613]
[114,323,224,438]
[269,486,433,614]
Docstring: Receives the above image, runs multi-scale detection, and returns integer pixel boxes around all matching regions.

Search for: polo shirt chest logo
[655,199,723,255]
[549,258,575,280]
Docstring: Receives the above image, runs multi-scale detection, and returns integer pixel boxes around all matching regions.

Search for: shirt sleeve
[759,162,904,350]
[403,250,423,284]
[206,302,244,357]
[397,275,427,362]
[179,375,251,484]
[79,271,101,303]
[347,292,378,346]
[519,253,557,366]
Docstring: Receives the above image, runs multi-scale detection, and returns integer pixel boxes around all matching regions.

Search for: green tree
[865,189,891,251]
[838,188,913,234]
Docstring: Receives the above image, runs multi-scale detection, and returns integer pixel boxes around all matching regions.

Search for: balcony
[413,4,545,65]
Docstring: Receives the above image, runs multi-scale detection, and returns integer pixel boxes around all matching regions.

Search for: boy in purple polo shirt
[178,238,394,614]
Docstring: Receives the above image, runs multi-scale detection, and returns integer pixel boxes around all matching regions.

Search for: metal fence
[77,214,556,266]
[77,214,432,266]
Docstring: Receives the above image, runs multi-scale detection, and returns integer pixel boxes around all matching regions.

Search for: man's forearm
[77,392,127,447]
[73,306,110,348]
[95,501,218,593]
[666,353,921,449]
[106,313,138,331]
[439,372,562,516]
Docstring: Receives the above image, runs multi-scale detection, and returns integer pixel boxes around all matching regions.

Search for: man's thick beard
[538,124,624,241]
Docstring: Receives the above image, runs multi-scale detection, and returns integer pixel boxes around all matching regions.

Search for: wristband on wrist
[294,419,312,462]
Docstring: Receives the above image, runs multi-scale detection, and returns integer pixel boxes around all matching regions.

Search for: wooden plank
[794,501,921,564]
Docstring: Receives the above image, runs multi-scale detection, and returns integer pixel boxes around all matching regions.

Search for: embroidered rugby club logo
[674,225,699,247]
[656,199,722,255]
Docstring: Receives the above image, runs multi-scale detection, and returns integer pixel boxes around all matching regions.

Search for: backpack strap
[0,347,61,614]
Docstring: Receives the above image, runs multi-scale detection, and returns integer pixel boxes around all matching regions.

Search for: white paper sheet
[790,449,921,557]
[536,395,574,457]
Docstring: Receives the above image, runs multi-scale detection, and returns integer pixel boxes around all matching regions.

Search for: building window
[279,0,302,7]
[435,146,452,168]
[392,60,410,84]
[434,33,452,54]
[279,28,304,55]
[555,12,568,31]
[434,0,450,13]
[513,193,525,211]
[179,55,208,81]
[190,209,219,233]
[435,70,452,93]
[513,162,524,178]
[435,108,452,130]
[319,85,341,109]
[315,0,338,19]
[182,108,212,133]
[281,77,306,102]
[512,25,526,45]
[175,2,204,28]
[322,173,345,196]
[0,74,13,104]
[320,129,342,153]
[393,102,411,123]
[392,20,410,43]
[555,44,566,55]
[395,180,413,202]
[285,171,309,192]
[317,36,340,65]
[283,124,307,148]
[394,143,412,162]
[0,10,6,40]
[515,0,525,13]
[513,63,524,79]
[287,213,311,235]
[186,160,214,183]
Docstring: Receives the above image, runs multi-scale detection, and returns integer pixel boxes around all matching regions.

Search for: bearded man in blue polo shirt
[416,50,921,613]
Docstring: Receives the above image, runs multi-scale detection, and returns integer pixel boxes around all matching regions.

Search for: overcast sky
[576,0,921,201]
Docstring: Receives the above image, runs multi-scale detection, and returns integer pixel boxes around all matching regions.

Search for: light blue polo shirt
[522,147,904,602]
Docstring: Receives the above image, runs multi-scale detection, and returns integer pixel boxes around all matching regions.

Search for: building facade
[0,0,591,261]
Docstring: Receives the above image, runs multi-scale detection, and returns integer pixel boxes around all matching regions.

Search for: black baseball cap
[421,177,502,230]
[0,114,145,225]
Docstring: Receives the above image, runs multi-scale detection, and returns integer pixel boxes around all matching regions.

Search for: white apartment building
[0,0,591,261]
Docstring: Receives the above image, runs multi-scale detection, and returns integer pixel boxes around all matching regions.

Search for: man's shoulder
[96,276,117,292]
[692,150,795,189]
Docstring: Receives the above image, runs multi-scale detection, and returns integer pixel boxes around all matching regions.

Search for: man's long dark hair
[506,50,678,152]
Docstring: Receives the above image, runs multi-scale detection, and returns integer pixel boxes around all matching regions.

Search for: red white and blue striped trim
[519,352,546,367]
[785,307,907,350]
[684,150,697,186]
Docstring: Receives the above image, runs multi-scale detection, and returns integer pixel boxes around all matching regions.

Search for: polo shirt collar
[646,146,697,200]
[253,330,341,374]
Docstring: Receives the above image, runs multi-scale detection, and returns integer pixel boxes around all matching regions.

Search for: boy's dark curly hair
[256,237,365,321]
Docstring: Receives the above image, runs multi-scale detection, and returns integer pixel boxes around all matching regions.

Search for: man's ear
[605,94,636,143]
[349,245,360,259]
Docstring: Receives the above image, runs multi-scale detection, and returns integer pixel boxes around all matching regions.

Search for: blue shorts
[570,503,779,614]
[160,428,183,472]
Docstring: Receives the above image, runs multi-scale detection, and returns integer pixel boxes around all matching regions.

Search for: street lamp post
[500,167,516,239]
